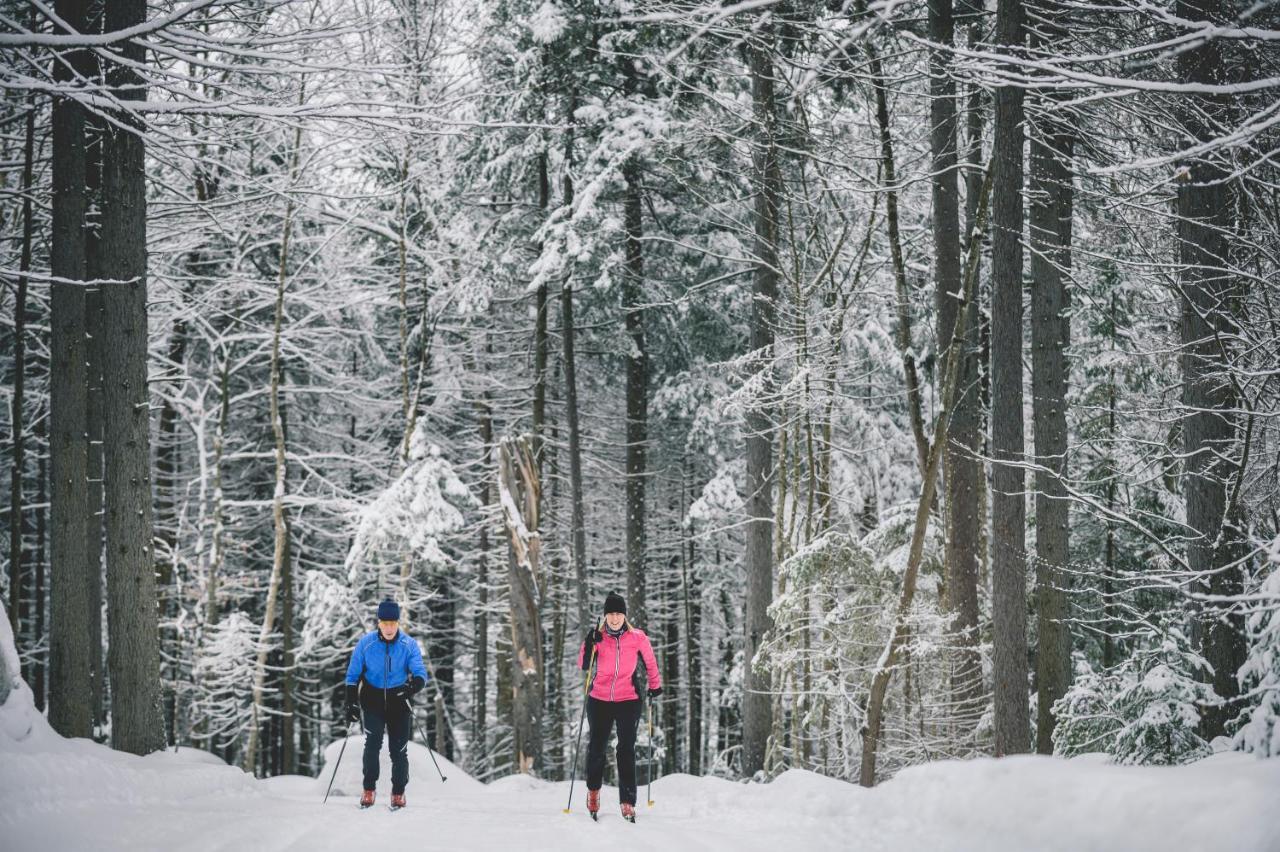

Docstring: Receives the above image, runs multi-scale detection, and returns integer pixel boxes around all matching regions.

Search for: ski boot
[390,793,406,811]
[586,789,600,821]
[621,802,636,823]
[359,790,375,809]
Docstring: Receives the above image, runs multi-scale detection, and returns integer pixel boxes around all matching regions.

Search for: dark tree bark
[100,0,166,756]
[990,0,1032,756]
[427,574,457,761]
[663,558,679,774]
[281,516,295,774]
[683,498,702,775]
[499,436,544,774]
[741,37,781,778]
[560,120,590,634]
[34,420,48,711]
[9,83,35,640]
[533,152,550,463]
[473,377,493,763]
[85,281,106,731]
[951,123,987,719]
[1175,0,1245,739]
[932,0,985,725]
[85,110,107,732]
[1028,0,1075,754]
[48,0,94,742]
[623,158,649,630]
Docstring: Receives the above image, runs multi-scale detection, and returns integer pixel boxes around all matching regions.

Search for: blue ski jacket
[345,630,429,691]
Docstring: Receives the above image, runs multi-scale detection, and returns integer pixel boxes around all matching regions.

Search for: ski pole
[415,716,448,782]
[323,720,356,804]
[563,627,601,814]
[646,699,655,807]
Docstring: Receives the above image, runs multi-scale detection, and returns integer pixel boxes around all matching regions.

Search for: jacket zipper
[610,635,621,701]
[384,636,391,708]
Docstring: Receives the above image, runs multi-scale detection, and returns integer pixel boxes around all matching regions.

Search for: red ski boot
[621,802,636,823]
[390,793,406,811]
[359,789,375,809]
[586,789,600,821]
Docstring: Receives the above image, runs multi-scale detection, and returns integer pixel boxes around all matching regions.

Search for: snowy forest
[1,0,1279,797]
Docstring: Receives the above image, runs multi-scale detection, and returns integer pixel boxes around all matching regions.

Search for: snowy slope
[1,670,1276,852]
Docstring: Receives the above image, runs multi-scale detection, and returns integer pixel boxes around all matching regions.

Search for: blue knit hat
[377,598,401,621]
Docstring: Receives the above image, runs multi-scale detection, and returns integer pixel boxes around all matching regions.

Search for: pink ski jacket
[578,627,662,703]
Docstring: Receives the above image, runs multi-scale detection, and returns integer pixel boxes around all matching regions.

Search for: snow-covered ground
[1,672,1276,852]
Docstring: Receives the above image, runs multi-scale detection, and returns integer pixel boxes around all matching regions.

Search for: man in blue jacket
[345,598,428,809]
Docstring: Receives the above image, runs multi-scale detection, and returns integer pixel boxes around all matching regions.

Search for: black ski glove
[648,687,663,699]
[345,684,361,722]
[581,628,602,670]
[392,676,425,702]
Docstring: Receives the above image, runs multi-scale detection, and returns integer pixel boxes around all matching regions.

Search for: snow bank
[856,753,1277,851]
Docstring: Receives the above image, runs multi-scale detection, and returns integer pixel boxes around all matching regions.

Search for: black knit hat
[377,598,401,621]
[603,591,626,615]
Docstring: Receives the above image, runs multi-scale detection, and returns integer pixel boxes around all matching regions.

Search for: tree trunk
[533,152,550,465]
[935,0,986,730]
[245,120,303,774]
[498,436,544,774]
[663,558,679,774]
[281,515,295,774]
[8,83,34,642]
[48,0,94,741]
[741,38,781,779]
[85,279,106,732]
[683,461,702,775]
[100,0,165,756]
[85,104,107,734]
[990,0,1032,757]
[860,167,992,787]
[428,576,457,761]
[207,348,232,627]
[963,12,991,656]
[1175,0,1245,739]
[560,124,589,633]
[623,159,649,629]
[1028,0,1075,754]
[869,40,930,474]
[473,380,492,767]
[34,422,49,712]
[397,159,412,457]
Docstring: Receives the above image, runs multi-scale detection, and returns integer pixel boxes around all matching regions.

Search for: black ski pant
[586,697,642,805]
[361,698,411,794]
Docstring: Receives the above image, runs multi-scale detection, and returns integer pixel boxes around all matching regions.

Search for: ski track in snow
[2,681,1277,852]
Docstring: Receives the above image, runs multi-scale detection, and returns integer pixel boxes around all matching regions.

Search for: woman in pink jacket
[577,591,662,821]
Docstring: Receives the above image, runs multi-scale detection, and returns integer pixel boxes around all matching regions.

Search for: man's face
[605,611,625,631]
[378,619,399,640]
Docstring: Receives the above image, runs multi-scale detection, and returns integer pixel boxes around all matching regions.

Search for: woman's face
[605,611,626,631]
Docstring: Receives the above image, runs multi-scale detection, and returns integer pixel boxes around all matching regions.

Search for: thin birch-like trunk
[860,166,992,787]
[244,114,304,774]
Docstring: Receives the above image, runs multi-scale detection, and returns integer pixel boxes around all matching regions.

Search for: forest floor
[1,679,1276,852]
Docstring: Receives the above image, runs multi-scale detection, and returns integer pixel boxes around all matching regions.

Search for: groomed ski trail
[2,682,1276,852]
